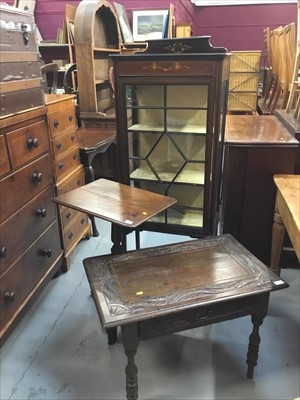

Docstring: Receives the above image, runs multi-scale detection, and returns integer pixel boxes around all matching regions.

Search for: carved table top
[84,234,288,328]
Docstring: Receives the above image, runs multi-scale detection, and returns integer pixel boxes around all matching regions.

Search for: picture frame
[14,0,36,13]
[114,2,134,43]
[132,10,169,41]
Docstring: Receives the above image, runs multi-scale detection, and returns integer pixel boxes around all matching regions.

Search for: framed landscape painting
[132,10,169,41]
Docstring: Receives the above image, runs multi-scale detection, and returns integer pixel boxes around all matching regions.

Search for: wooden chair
[41,63,59,94]
[281,23,296,108]
[265,27,282,108]
[63,63,80,125]
[286,42,300,119]
[270,23,296,112]
[63,63,78,95]
[262,27,272,99]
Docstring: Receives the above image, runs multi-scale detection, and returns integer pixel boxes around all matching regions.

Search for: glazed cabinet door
[123,82,211,232]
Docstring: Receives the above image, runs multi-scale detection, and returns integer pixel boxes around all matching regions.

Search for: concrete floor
[1,219,299,400]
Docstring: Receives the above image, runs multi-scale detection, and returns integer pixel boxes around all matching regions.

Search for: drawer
[54,147,81,181]
[61,206,86,230]
[6,119,49,169]
[63,213,89,252]
[0,153,53,223]
[46,96,76,114]
[51,129,78,160]
[0,135,10,177]
[56,165,85,195]
[0,185,57,276]
[0,221,62,330]
[48,108,77,137]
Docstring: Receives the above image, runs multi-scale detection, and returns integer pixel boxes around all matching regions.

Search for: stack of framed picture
[113,2,175,43]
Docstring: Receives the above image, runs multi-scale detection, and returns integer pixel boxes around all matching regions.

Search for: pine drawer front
[45,96,76,114]
[56,165,85,195]
[6,119,49,168]
[0,153,53,223]
[54,147,81,180]
[0,185,57,276]
[48,108,77,137]
[63,213,89,252]
[61,206,86,231]
[0,221,62,331]
[51,129,78,159]
[0,135,10,177]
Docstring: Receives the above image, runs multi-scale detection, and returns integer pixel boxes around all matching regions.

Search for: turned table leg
[122,323,139,400]
[246,294,269,378]
[270,196,285,276]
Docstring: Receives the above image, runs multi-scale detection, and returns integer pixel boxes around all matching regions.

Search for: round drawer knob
[66,212,72,219]
[73,154,78,160]
[32,172,43,183]
[0,246,7,258]
[71,135,76,141]
[4,291,15,302]
[56,143,62,149]
[58,162,64,170]
[68,115,73,121]
[36,208,47,217]
[27,138,39,149]
[81,218,85,224]
[41,249,52,258]
[68,232,74,239]
[53,120,59,128]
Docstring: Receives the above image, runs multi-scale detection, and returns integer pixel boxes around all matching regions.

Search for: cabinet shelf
[94,47,120,53]
[95,79,109,85]
[130,165,205,185]
[149,209,204,228]
[128,123,207,134]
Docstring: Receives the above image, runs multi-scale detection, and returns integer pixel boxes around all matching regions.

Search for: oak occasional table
[270,174,300,275]
[83,234,288,400]
[52,178,177,255]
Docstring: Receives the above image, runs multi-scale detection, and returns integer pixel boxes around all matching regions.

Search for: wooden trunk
[0,4,44,118]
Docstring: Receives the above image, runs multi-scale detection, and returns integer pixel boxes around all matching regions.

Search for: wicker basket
[229,73,260,92]
[228,92,258,112]
[230,51,261,73]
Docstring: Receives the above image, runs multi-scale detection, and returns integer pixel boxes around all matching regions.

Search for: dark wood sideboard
[223,115,299,265]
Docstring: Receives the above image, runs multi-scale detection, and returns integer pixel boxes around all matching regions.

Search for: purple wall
[193,4,297,52]
[6,0,297,54]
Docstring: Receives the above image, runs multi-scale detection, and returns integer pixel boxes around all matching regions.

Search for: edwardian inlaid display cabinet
[111,37,230,237]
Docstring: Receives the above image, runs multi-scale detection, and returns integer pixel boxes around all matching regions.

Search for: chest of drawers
[45,94,91,271]
[0,107,63,345]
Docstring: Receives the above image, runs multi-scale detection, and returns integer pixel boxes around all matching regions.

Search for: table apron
[138,293,269,340]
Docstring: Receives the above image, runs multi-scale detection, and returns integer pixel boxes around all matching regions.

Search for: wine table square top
[52,178,177,228]
[84,234,288,329]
